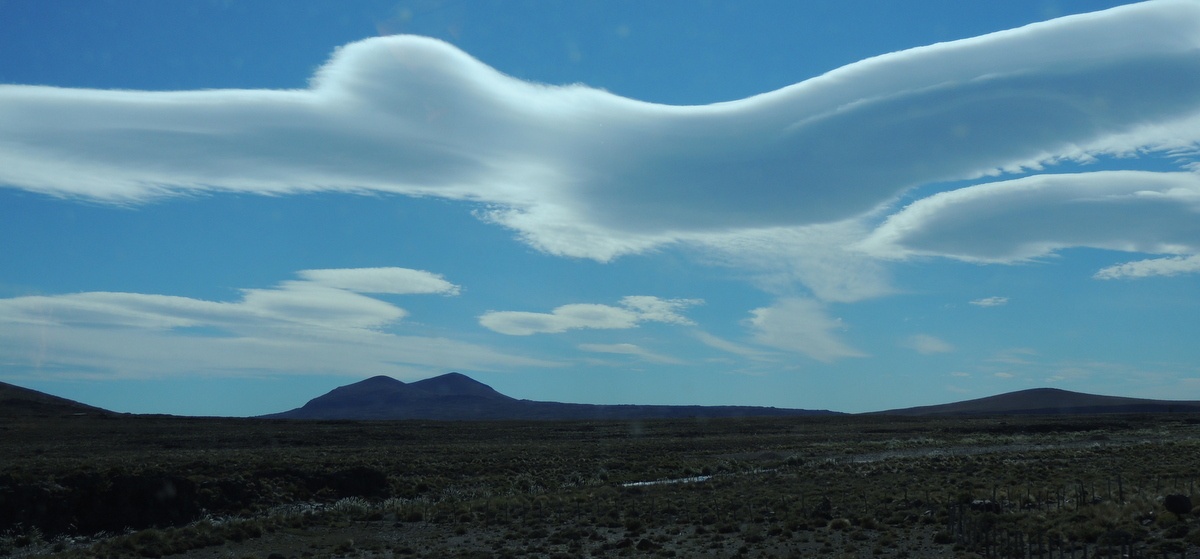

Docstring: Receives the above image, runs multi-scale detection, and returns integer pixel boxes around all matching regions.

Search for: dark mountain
[877,387,1200,416]
[409,372,511,400]
[0,380,114,417]
[263,374,519,420]
[261,373,841,420]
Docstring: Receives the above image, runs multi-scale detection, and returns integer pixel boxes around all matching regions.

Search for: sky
[2,0,1199,416]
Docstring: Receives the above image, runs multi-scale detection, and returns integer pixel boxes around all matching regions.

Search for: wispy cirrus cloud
[902,334,954,355]
[479,296,701,336]
[693,331,774,361]
[970,297,1010,308]
[578,343,685,365]
[988,348,1039,366]
[694,220,893,303]
[746,298,864,362]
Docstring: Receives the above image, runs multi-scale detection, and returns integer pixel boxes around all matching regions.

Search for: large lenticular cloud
[1,1,1199,261]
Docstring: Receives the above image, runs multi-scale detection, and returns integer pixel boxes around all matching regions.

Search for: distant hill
[261,373,842,420]
[877,387,1200,416]
[0,380,114,417]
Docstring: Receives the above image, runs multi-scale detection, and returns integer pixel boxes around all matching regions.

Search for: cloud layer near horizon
[0,268,555,379]
[0,270,847,379]
[1,0,1198,277]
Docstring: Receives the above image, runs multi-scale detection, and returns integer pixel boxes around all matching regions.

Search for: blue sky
[3,0,1199,416]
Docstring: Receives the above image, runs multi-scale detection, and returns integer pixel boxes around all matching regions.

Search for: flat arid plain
[4,408,1200,558]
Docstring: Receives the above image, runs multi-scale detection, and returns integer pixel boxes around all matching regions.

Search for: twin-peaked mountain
[260,373,840,420]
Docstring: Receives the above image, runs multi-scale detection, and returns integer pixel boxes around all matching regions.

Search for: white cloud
[694,220,894,303]
[5,267,459,333]
[1042,365,1096,384]
[970,296,1009,307]
[861,171,1200,264]
[479,296,702,336]
[1,292,223,330]
[298,267,460,295]
[746,298,864,362]
[239,283,407,330]
[1094,254,1200,279]
[902,334,954,355]
[1,1,1198,266]
[577,343,684,365]
[479,304,639,336]
[0,268,549,380]
[617,296,701,325]
[989,348,1038,366]
[693,331,774,361]
[0,320,555,381]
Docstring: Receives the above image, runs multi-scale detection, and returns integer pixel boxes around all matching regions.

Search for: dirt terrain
[3,413,1199,558]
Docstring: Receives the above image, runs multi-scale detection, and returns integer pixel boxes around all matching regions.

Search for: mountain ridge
[261,374,1200,420]
[876,387,1200,416]
[0,380,115,417]
[260,373,840,420]
[4,376,1200,420]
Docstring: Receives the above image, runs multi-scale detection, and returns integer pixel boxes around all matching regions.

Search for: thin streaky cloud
[970,297,1010,307]
[479,296,702,336]
[1094,254,1200,280]
[479,304,640,336]
[902,334,954,355]
[989,348,1039,366]
[298,268,461,295]
[692,331,775,361]
[577,343,685,365]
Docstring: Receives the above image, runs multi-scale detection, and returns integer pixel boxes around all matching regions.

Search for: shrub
[743,525,765,543]
[330,496,371,518]
[1163,523,1189,539]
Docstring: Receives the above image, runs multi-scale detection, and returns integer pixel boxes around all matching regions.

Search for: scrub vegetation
[2,413,1199,557]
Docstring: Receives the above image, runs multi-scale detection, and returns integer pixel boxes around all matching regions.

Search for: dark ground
[3,412,1200,558]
